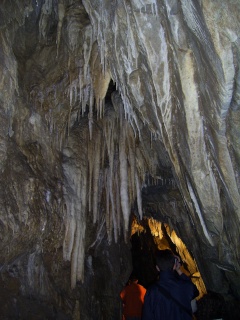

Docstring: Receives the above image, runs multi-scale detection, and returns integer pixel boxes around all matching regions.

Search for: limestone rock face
[0,0,239,318]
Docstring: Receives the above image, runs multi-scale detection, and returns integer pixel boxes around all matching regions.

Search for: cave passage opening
[129,216,207,299]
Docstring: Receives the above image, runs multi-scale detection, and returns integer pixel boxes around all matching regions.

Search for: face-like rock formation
[0,0,239,318]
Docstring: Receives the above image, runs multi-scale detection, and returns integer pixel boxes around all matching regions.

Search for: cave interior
[0,0,240,319]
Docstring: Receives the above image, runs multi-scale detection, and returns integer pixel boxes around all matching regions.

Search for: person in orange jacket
[120,275,146,320]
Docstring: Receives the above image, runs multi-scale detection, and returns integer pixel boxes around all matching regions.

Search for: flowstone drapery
[0,0,240,318]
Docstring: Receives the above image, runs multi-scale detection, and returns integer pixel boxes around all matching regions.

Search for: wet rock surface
[0,0,239,318]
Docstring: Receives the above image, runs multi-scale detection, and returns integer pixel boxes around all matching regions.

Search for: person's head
[128,274,138,284]
[155,249,175,271]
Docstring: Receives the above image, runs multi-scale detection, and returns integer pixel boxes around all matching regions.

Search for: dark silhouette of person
[142,249,199,320]
[120,275,146,320]
[196,290,226,320]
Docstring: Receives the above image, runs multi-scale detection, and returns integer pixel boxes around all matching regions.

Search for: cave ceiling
[0,0,240,318]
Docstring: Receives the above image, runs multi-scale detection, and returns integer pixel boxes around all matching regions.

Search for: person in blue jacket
[142,249,199,320]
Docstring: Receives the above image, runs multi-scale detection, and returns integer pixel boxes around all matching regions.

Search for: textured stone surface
[0,0,239,318]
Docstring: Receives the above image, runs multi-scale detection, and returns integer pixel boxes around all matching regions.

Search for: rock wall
[0,0,239,318]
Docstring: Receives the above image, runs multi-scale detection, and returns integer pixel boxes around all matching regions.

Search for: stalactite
[127,136,136,205]
[56,0,65,56]
[76,221,86,282]
[88,85,94,140]
[63,205,76,262]
[105,168,111,242]
[92,132,101,223]
[63,168,88,288]
[61,36,171,286]
[135,172,143,219]
[104,117,114,174]
[110,174,118,243]
[71,217,81,289]
[114,159,122,238]
[88,138,94,213]
[76,169,87,282]
[103,117,117,242]
[119,125,130,240]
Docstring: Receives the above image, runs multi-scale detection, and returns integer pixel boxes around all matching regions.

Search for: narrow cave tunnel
[129,217,205,294]
[0,1,240,320]
[128,215,231,320]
